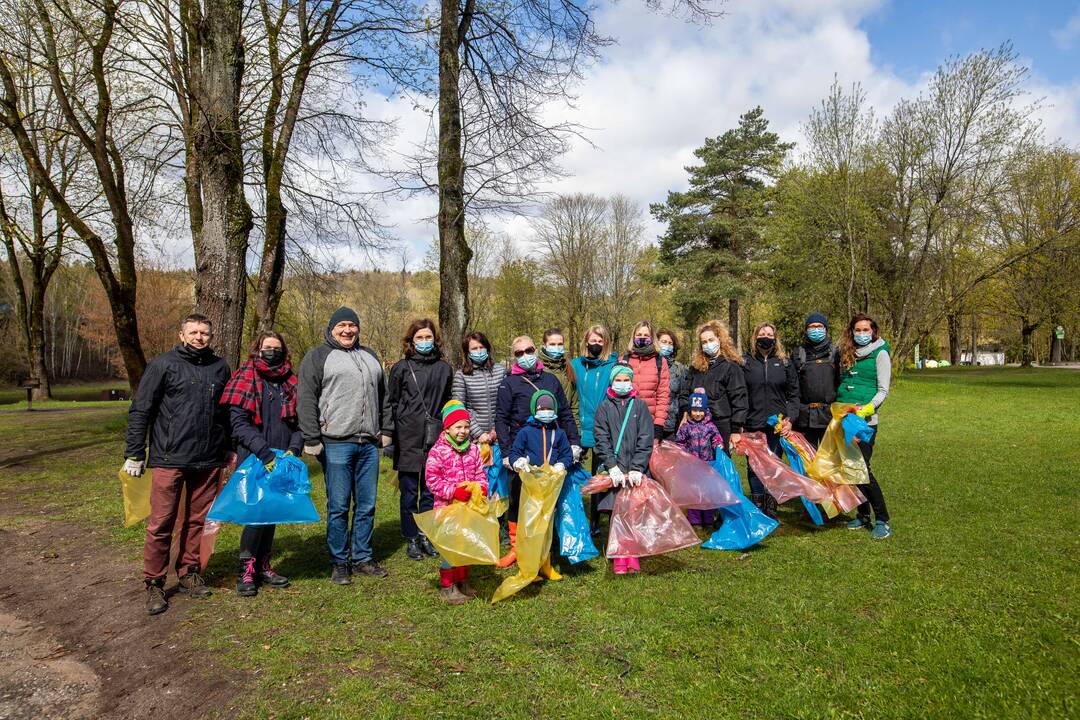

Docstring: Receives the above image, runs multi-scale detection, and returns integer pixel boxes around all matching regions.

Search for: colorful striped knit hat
[441,399,470,429]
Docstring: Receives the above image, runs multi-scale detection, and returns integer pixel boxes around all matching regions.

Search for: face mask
[587,343,603,358]
[535,409,557,423]
[611,380,633,396]
[633,337,652,348]
[702,341,720,357]
[854,333,873,347]
[517,353,537,371]
[545,345,564,359]
[259,348,285,366]
[658,344,673,357]
[755,337,775,353]
[807,328,827,343]
[469,349,489,364]
[414,340,435,354]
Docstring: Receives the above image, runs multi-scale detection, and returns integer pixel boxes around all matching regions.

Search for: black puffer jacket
[741,351,801,430]
[387,352,453,473]
[124,345,232,469]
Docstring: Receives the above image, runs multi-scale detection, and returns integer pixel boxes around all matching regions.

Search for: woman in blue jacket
[569,324,618,533]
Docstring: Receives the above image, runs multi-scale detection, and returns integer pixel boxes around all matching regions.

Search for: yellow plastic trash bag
[491,463,564,603]
[808,403,869,486]
[120,470,152,527]
[413,482,506,567]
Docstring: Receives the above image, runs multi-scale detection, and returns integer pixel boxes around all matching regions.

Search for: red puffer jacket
[623,352,670,427]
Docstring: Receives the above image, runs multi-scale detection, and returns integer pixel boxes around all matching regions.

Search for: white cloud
[1052,8,1080,50]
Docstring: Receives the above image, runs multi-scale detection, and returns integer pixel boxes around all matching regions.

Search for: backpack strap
[614,399,634,456]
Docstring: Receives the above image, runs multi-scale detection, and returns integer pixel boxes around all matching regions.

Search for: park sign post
[20,377,40,411]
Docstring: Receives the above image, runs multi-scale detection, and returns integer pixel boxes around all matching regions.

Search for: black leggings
[856,433,890,522]
[239,525,276,560]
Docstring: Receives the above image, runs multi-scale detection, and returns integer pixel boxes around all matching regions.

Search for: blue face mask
[807,328,827,343]
[854,333,873,347]
[414,339,434,354]
[517,353,537,371]
[535,409,557,424]
[469,349,489,364]
[658,344,674,357]
[544,345,564,359]
[611,380,633,396]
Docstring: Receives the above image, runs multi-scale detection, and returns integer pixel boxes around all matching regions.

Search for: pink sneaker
[612,557,628,575]
[626,557,641,574]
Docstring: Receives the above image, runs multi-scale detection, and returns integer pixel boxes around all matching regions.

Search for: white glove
[122,458,145,477]
[609,466,625,487]
[502,457,511,469]
[627,470,643,487]
[571,445,582,463]
[552,463,566,475]
[512,457,531,474]
[303,442,324,456]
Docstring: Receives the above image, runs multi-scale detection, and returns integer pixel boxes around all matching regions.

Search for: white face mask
[611,380,633,396]
[702,341,720,357]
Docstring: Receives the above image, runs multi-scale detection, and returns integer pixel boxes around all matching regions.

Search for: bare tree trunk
[1020,319,1038,367]
[1049,318,1064,364]
[254,198,287,330]
[728,297,740,353]
[436,0,471,352]
[970,308,977,366]
[947,312,961,365]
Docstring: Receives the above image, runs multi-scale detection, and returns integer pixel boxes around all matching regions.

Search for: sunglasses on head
[513,346,536,358]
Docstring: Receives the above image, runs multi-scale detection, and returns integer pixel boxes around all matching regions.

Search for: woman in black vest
[791,312,840,447]
[388,318,453,560]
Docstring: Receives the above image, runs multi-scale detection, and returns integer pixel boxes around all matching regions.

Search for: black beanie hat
[328,306,360,331]
[805,312,828,329]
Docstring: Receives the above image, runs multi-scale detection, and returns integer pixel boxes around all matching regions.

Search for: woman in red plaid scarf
[219,331,303,597]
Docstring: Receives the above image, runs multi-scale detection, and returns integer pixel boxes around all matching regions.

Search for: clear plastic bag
[649,440,741,510]
[606,477,700,559]
[207,450,320,525]
[701,451,779,551]
[120,470,152,527]
[556,464,599,565]
[413,482,504,566]
[492,463,564,603]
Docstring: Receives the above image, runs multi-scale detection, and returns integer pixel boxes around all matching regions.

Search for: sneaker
[258,558,290,588]
[405,538,424,561]
[439,585,468,605]
[870,520,892,540]
[177,572,212,598]
[846,516,872,531]
[419,536,439,558]
[330,564,352,585]
[145,581,168,615]
[352,560,389,578]
[237,558,257,597]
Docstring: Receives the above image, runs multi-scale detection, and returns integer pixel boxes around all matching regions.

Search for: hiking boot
[846,515,872,531]
[177,572,212,598]
[870,520,893,540]
[762,495,779,520]
[439,584,468,605]
[419,536,439,558]
[237,558,257,597]
[405,538,424,561]
[258,557,289,588]
[352,560,389,578]
[331,564,352,585]
[145,581,168,615]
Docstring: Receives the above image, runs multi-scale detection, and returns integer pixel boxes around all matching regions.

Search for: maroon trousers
[143,467,222,582]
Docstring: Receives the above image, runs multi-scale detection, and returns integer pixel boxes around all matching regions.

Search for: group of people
[122,306,893,613]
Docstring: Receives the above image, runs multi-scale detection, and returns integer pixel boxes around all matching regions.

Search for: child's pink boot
[613,557,628,575]
[626,557,641,574]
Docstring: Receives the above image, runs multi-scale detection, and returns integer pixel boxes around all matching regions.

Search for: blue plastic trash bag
[207,450,320,525]
[841,412,875,446]
[487,445,511,501]
[555,463,599,565]
[767,414,824,527]
[701,449,778,551]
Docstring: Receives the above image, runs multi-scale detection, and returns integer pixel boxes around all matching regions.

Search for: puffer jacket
[673,407,722,462]
[451,362,507,439]
[622,351,670,428]
[424,433,489,508]
[570,352,618,447]
[494,364,580,456]
[509,417,573,469]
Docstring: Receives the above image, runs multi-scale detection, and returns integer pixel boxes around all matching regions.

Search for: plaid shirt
[220,358,297,426]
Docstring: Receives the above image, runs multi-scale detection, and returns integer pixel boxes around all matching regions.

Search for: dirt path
[0,510,240,719]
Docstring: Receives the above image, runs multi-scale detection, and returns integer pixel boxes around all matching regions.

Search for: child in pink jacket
[425,399,489,604]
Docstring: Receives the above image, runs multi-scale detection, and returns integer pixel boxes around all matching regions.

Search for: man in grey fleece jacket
[298,307,392,584]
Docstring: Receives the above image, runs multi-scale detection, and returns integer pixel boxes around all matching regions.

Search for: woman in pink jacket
[425,399,489,604]
[622,320,671,438]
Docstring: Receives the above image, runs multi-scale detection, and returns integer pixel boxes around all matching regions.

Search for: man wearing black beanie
[792,312,840,447]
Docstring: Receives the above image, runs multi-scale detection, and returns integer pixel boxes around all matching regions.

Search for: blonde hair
[580,324,610,357]
[691,320,742,371]
[625,320,654,353]
[751,322,786,360]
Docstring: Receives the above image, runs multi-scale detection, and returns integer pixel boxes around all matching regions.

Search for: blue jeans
[320,441,380,566]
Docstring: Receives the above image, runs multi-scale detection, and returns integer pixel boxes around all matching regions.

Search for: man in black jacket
[122,314,232,615]
[792,312,841,447]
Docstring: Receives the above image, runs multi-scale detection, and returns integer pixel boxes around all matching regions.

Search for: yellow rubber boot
[496,521,517,568]
[539,555,562,581]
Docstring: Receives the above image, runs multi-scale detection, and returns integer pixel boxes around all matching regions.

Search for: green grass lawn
[1,368,1077,719]
[0,379,130,407]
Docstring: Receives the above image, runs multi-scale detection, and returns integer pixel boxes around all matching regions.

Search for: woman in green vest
[837,313,892,540]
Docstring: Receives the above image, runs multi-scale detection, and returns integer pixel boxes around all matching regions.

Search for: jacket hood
[854,337,887,358]
[511,361,545,375]
[605,386,638,400]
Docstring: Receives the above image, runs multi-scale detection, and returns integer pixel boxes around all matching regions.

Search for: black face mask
[587,343,603,358]
[755,337,776,353]
[259,348,285,367]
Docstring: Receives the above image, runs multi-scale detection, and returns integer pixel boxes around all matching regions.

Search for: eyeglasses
[513,346,536,358]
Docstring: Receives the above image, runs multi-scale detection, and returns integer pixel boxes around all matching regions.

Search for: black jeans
[398,469,434,539]
[799,425,827,449]
[239,525,276,560]
[856,433,890,522]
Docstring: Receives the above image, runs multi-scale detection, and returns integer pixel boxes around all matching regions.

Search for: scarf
[220,358,298,426]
